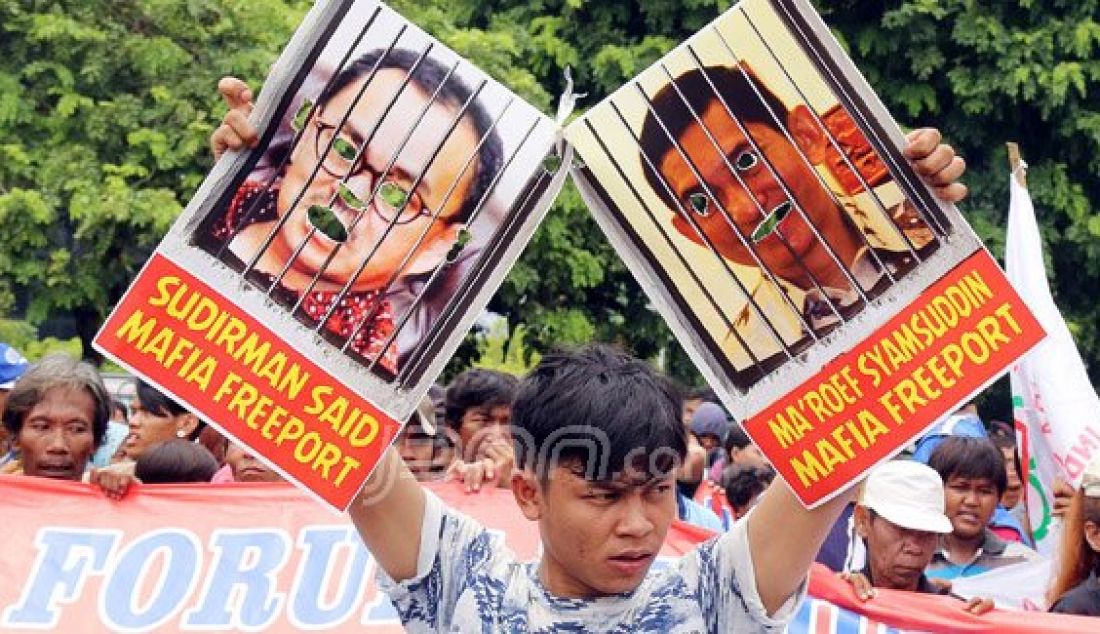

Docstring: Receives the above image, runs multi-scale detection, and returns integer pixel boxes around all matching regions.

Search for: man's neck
[943,532,983,562]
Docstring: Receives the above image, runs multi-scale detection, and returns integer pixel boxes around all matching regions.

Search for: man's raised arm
[746,126,966,614]
[347,448,427,582]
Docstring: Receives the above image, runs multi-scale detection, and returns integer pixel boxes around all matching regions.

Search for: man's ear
[853,505,871,539]
[511,469,543,522]
[406,223,461,275]
[787,104,828,164]
[1084,520,1100,553]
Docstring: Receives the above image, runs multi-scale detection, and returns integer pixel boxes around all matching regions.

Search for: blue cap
[691,402,729,441]
[911,412,987,464]
[0,343,29,389]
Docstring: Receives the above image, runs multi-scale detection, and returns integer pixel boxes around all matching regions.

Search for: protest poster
[563,0,1046,506]
[93,0,566,509]
[3,476,1092,633]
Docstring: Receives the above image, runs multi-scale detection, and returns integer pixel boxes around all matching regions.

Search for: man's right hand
[210,77,259,162]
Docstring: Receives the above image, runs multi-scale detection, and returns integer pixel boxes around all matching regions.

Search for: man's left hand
[904,128,967,203]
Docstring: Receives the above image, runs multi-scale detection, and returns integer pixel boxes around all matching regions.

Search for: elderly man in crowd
[0,353,110,480]
[843,460,993,614]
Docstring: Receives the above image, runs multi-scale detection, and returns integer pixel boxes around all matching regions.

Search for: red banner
[744,250,1046,507]
[94,253,401,509]
[2,476,1095,633]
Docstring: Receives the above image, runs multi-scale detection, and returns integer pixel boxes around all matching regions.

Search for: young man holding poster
[212,72,966,633]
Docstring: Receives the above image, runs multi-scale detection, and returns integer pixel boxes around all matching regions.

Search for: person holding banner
[1049,458,1100,616]
[923,436,1042,581]
[843,460,994,615]
[0,353,110,481]
[638,64,964,351]
[208,48,504,375]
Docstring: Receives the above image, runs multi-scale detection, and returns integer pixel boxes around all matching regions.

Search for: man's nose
[614,494,655,538]
[722,176,770,224]
[44,429,69,453]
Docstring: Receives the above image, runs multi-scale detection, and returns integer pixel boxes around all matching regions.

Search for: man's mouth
[36,463,74,478]
[124,433,140,448]
[307,204,350,243]
[607,551,655,575]
[751,200,793,243]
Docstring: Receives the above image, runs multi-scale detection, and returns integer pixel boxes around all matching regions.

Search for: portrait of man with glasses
[200,48,504,377]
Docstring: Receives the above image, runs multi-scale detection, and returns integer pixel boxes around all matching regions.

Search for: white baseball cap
[1082,458,1100,498]
[860,460,953,534]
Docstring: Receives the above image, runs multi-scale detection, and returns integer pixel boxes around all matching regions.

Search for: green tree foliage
[0,0,308,360]
[818,0,1100,415]
[4,0,1098,401]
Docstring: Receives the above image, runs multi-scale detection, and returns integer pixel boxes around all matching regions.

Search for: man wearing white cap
[844,460,994,614]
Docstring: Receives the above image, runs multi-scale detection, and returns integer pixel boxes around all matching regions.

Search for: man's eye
[332,136,358,162]
[733,149,760,172]
[378,181,410,208]
[687,192,710,217]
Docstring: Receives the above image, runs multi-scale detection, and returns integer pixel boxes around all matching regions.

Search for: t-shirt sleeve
[681,517,808,633]
[375,490,506,631]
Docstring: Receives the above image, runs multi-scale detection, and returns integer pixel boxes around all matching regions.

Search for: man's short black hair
[927,436,1008,496]
[724,424,752,453]
[134,439,219,484]
[722,463,774,509]
[686,385,717,403]
[638,64,789,214]
[511,344,687,482]
[443,368,518,429]
[321,48,504,223]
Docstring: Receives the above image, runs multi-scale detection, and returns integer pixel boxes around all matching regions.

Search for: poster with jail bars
[94,0,566,510]
[566,0,1044,506]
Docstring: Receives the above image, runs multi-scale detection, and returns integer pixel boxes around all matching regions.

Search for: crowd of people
[1,65,1095,631]
[4,339,1100,626]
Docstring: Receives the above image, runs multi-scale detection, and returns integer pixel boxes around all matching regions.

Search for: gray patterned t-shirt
[376,492,805,633]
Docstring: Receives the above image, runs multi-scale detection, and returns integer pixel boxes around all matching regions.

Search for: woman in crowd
[1049,458,1100,616]
[122,380,204,461]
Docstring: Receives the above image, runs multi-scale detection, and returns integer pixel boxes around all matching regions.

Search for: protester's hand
[904,128,967,203]
[445,458,498,493]
[838,571,876,601]
[89,462,140,501]
[1053,478,1075,517]
[210,77,258,162]
[480,438,515,489]
[962,596,995,615]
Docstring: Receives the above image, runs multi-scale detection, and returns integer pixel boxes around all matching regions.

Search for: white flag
[1006,163,1100,556]
[950,559,1052,611]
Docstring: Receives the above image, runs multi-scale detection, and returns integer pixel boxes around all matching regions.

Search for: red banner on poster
[94,253,401,509]
[744,250,1045,507]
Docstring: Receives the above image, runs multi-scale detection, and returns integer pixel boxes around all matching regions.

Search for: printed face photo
[566,0,944,388]
[195,0,557,383]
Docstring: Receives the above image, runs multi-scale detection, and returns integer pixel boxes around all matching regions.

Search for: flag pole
[1006,142,1027,188]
